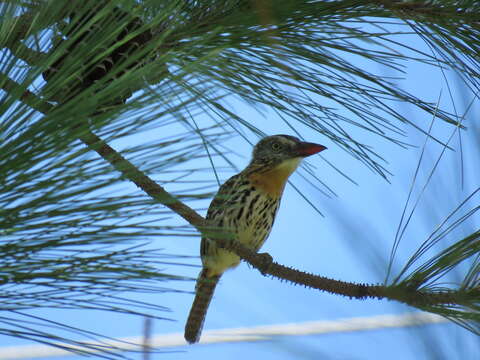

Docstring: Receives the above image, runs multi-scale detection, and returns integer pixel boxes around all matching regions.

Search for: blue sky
[1,19,480,360]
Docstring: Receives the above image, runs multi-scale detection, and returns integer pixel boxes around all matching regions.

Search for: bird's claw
[257,252,273,275]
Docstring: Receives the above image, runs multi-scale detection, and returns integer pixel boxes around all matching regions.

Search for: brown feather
[184,269,220,344]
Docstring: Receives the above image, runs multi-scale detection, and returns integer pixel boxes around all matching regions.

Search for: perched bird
[184,134,326,344]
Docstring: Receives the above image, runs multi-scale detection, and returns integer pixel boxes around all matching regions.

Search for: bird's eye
[271,142,282,152]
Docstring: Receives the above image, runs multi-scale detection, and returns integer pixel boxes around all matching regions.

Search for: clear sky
[1,19,479,360]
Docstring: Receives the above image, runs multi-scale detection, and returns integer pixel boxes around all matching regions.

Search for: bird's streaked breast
[201,175,281,275]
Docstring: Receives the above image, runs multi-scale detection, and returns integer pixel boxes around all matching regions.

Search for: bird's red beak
[295,141,327,157]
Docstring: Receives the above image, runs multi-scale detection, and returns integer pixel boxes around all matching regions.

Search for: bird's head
[250,134,326,168]
[244,135,326,197]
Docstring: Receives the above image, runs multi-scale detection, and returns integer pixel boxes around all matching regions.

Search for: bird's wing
[201,174,243,257]
[205,174,243,221]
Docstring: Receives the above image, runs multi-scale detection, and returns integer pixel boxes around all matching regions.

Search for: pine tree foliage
[0,0,479,357]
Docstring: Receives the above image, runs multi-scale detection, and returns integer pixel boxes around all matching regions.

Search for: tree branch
[1,74,475,314]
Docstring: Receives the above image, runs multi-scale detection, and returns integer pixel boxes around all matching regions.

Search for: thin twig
[1,74,474,311]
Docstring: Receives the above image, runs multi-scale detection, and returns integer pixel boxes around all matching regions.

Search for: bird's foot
[257,252,273,275]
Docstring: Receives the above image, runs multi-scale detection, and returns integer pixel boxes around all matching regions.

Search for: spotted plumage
[184,135,326,344]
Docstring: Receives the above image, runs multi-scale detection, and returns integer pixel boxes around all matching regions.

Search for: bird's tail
[184,269,220,344]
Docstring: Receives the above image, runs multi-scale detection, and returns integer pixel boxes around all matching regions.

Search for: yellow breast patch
[247,157,302,197]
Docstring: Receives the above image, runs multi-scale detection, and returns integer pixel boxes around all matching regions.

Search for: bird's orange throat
[247,158,302,197]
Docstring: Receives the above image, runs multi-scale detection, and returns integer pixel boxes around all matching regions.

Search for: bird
[184,134,326,344]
